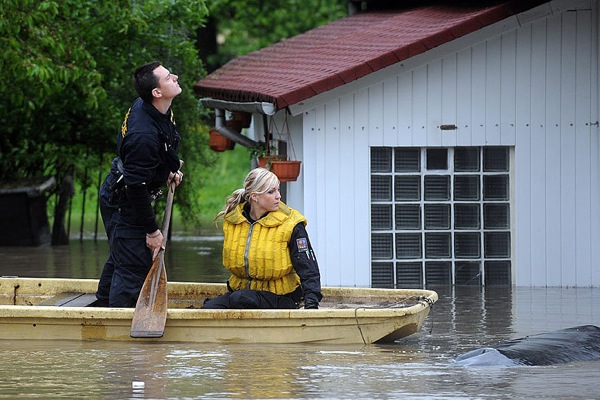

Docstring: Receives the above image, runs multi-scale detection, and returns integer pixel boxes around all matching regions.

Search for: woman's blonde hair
[214,168,279,224]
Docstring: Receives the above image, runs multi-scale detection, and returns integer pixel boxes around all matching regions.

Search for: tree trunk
[51,175,74,246]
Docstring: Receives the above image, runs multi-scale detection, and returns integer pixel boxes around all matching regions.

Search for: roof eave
[199,98,277,115]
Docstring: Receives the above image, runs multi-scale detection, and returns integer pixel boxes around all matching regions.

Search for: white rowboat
[0,277,437,344]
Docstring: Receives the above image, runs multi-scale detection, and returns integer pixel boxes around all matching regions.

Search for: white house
[196,0,600,288]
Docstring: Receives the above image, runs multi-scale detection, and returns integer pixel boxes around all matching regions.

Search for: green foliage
[195,145,251,229]
[207,0,347,62]
[1,0,348,233]
[0,0,210,225]
[247,142,277,159]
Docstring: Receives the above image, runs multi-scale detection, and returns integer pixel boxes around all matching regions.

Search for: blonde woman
[204,168,322,309]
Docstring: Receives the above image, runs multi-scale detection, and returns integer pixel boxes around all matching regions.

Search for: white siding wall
[297,0,600,287]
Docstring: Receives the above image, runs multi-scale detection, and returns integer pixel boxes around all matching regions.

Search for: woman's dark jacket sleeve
[289,222,323,308]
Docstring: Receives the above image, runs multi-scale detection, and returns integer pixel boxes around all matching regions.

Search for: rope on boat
[354,307,367,345]
[12,284,20,306]
[352,295,436,344]
[418,295,435,334]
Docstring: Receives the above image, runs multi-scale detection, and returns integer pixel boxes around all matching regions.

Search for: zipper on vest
[244,223,255,289]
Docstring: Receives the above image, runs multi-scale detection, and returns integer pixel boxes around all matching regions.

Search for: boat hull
[0,278,437,344]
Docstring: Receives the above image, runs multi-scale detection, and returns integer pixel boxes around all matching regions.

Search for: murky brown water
[0,238,599,399]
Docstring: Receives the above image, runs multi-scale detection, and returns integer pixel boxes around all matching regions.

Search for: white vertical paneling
[485,35,502,144]
[515,24,533,286]
[286,114,304,210]
[426,59,443,146]
[354,88,372,287]
[382,78,399,145]
[302,110,318,232]
[338,94,357,286]
[441,54,458,147]
[368,83,384,145]
[591,4,600,287]
[575,9,595,286]
[301,109,322,282]
[397,70,414,145]
[313,107,329,284]
[456,47,473,145]
[559,10,578,286]
[500,31,517,145]
[411,66,428,145]
[471,42,487,144]
[514,27,534,286]
[323,100,342,286]
[545,13,563,286]
[529,18,548,286]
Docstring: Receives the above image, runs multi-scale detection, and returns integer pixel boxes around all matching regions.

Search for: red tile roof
[195,0,548,111]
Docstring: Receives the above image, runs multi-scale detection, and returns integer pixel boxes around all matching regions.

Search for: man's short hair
[133,61,161,103]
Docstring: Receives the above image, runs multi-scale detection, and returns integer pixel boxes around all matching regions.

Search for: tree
[0,0,348,236]
[0,0,212,227]
[200,0,347,72]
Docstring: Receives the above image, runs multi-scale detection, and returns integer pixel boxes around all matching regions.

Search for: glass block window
[371,204,392,230]
[455,148,480,171]
[372,262,394,288]
[371,175,392,201]
[395,176,421,200]
[424,204,450,230]
[396,262,423,287]
[395,148,420,172]
[427,148,448,170]
[424,176,450,200]
[371,146,512,287]
[455,262,482,285]
[396,204,421,229]
[396,233,422,259]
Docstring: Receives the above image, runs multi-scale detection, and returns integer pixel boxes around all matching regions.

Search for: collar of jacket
[225,201,291,227]
[141,98,173,122]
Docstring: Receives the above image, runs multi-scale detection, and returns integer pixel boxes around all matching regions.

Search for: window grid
[370,147,512,287]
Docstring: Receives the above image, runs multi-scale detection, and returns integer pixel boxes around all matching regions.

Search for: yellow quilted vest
[222,202,307,295]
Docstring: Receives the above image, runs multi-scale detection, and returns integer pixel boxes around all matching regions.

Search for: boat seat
[36,292,98,307]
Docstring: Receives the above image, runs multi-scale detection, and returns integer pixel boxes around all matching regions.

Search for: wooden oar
[130,183,176,338]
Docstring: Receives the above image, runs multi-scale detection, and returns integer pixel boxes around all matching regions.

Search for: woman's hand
[304,294,319,309]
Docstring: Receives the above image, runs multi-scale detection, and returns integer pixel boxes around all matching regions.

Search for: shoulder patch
[296,238,308,252]
[121,107,131,137]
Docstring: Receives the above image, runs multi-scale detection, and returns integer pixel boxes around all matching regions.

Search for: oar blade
[130,254,168,338]
[130,182,175,338]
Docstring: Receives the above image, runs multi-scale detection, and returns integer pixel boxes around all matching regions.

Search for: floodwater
[0,237,599,399]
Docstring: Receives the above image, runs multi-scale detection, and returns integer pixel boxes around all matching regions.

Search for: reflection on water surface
[0,235,229,283]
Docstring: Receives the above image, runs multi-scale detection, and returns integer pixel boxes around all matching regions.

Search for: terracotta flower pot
[267,160,302,182]
[225,119,244,133]
[232,112,252,128]
[209,129,235,152]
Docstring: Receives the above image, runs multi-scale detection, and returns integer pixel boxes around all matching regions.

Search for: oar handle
[160,182,176,248]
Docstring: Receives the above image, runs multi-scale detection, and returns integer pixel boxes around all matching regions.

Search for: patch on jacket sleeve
[296,238,308,252]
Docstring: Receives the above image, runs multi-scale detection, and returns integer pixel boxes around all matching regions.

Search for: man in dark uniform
[96,61,184,307]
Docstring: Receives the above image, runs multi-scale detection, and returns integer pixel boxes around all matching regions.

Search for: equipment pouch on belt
[108,158,125,192]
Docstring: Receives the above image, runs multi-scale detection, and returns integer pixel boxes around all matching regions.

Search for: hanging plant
[232,111,252,128]
[248,142,278,160]
[267,159,302,182]
[209,129,235,152]
[257,112,302,182]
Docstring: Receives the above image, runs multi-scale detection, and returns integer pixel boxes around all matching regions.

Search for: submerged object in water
[454,325,600,366]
